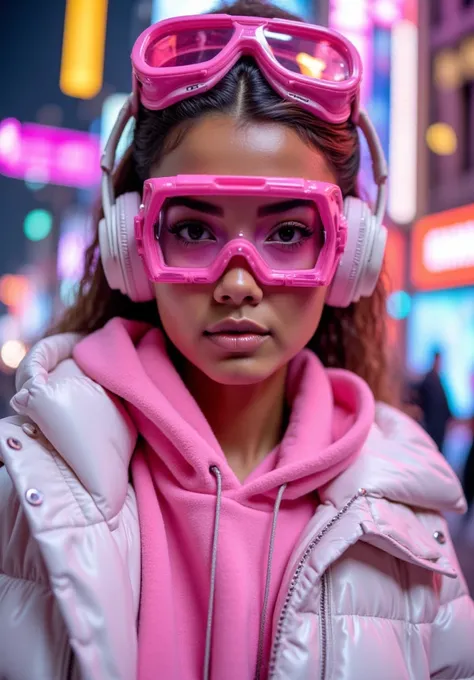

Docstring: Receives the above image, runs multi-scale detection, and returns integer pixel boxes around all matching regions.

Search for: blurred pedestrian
[462,416,474,525]
[418,351,453,452]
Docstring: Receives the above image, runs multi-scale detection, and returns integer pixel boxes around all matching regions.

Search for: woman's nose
[213,259,263,306]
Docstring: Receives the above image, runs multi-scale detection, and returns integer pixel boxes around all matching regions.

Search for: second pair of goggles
[135,175,346,286]
[101,14,388,285]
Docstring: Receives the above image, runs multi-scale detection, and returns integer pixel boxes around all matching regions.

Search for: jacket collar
[319,402,466,515]
[11,333,137,523]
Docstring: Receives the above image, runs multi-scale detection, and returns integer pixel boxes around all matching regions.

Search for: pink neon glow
[329,0,371,31]
[372,0,403,26]
[57,231,88,280]
[329,0,372,106]
[0,119,101,188]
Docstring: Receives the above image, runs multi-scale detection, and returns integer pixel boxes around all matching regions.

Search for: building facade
[425,0,474,213]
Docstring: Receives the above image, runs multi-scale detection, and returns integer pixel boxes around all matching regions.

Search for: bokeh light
[434,49,463,90]
[23,209,53,241]
[387,291,412,320]
[1,340,27,369]
[460,36,474,78]
[426,122,458,155]
[57,230,87,280]
[0,275,30,308]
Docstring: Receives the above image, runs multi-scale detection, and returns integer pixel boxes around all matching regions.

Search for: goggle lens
[263,30,350,82]
[144,25,350,84]
[145,27,235,67]
[155,195,326,271]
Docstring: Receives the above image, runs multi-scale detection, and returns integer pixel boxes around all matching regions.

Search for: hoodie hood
[73,317,375,503]
[11,328,465,515]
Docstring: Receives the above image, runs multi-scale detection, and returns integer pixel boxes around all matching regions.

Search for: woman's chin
[200,356,282,386]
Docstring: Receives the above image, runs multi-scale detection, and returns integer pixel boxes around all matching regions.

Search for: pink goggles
[134,175,347,287]
[131,14,362,123]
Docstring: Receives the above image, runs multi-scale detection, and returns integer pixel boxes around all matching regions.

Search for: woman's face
[151,115,337,385]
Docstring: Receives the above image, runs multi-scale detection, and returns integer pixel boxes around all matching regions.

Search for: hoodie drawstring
[255,483,287,680]
[204,466,287,680]
[204,465,222,680]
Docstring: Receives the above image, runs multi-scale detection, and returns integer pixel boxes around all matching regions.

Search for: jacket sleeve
[0,465,77,680]
[428,514,474,680]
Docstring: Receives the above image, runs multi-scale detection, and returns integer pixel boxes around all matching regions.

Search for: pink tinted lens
[145,27,235,67]
[155,199,326,271]
[263,29,350,82]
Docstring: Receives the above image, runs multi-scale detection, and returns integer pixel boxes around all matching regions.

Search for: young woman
[1,2,473,679]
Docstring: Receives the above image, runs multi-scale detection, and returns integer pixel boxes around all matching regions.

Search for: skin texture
[151,114,337,479]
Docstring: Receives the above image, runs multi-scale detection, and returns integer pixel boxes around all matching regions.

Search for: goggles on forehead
[131,14,362,123]
[134,175,347,287]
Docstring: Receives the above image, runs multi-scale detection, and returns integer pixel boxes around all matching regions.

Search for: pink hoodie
[74,318,375,680]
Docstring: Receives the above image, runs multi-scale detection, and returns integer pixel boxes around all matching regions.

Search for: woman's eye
[172,221,215,242]
[276,226,299,242]
[183,223,207,240]
[267,223,311,244]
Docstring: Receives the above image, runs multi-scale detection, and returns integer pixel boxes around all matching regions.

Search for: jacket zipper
[320,572,328,680]
[268,489,367,678]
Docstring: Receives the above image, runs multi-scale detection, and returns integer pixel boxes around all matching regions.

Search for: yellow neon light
[426,123,457,156]
[60,0,108,100]
[296,53,326,79]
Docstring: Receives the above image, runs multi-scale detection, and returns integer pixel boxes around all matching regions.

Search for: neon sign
[411,203,474,290]
[0,118,101,188]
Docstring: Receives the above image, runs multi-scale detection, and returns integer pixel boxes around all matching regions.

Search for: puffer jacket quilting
[0,333,473,680]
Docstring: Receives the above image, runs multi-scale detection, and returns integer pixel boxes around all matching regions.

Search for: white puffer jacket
[1,333,474,680]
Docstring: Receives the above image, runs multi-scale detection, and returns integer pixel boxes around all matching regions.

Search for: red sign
[384,227,407,347]
[385,227,406,294]
[411,203,474,290]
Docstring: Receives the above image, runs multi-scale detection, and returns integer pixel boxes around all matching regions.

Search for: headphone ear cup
[326,197,387,308]
[99,191,154,302]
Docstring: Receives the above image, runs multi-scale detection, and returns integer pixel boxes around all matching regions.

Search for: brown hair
[49,0,396,405]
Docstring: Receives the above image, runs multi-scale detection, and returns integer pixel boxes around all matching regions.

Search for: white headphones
[99,95,388,307]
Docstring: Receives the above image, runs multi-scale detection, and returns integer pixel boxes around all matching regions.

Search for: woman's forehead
[151,114,336,184]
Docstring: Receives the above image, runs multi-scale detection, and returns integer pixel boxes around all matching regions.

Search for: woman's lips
[204,332,270,352]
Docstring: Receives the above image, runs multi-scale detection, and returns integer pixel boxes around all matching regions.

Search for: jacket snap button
[433,530,446,545]
[25,488,44,506]
[7,437,22,450]
[22,423,38,438]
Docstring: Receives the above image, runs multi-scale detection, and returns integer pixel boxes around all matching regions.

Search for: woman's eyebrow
[164,197,314,218]
[165,197,223,216]
[257,199,314,217]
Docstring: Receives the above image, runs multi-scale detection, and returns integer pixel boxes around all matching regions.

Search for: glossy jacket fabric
[0,333,473,680]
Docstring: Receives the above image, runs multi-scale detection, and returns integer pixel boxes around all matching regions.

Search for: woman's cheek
[154,284,209,336]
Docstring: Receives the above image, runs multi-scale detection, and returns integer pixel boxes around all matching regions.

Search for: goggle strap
[100,94,135,227]
[358,109,388,228]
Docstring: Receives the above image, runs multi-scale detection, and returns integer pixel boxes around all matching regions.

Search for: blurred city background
[0,0,473,582]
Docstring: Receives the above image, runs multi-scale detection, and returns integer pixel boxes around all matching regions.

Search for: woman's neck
[182,363,289,481]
